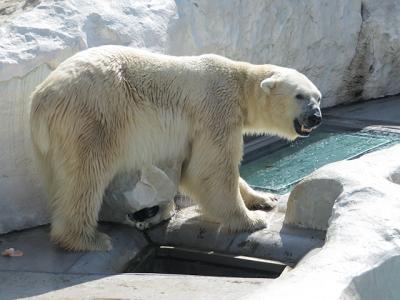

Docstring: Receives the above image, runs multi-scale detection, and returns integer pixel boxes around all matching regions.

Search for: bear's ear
[260,75,278,95]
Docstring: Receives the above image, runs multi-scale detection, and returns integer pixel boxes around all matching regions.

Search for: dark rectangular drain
[125,246,287,278]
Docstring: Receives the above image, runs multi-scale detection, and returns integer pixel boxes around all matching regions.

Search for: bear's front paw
[246,210,270,230]
[224,210,269,232]
[246,191,278,211]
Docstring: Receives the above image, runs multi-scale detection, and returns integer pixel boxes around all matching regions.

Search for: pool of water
[240,131,399,194]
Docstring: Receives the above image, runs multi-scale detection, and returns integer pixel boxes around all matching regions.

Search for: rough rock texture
[169,0,363,107]
[0,0,176,81]
[245,144,400,300]
[1,0,400,233]
[352,1,400,101]
[0,64,52,233]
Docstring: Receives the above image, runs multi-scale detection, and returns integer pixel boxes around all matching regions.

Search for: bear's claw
[247,191,278,211]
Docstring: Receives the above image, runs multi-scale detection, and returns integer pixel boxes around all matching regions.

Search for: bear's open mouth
[294,119,313,137]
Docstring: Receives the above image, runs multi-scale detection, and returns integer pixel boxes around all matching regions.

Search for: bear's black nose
[306,114,322,127]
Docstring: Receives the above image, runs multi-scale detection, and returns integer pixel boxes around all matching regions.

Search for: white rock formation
[0,64,52,233]
[245,144,400,300]
[0,0,399,233]
[169,0,363,107]
[100,165,180,230]
[355,1,400,101]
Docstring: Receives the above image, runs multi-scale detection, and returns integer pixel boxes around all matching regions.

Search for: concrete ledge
[147,200,325,266]
[0,271,270,300]
[0,224,148,275]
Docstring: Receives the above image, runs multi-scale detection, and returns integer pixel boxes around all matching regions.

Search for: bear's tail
[30,94,53,197]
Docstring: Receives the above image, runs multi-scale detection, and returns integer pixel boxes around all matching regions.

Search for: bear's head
[248,66,322,140]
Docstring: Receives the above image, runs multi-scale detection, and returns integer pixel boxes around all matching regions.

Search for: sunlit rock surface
[0,0,399,233]
[351,1,400,101]
[246,144,400,300]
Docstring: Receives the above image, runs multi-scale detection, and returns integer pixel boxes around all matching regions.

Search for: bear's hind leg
[239,177,278,211]
[50,165,113,251]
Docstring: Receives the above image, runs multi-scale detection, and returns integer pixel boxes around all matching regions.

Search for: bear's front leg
[180,140,269,232]
[239,177,278,211]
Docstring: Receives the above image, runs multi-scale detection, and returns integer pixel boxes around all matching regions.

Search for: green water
[240,131,398,194]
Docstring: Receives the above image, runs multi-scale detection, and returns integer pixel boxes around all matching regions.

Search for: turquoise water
[240,131,398,194]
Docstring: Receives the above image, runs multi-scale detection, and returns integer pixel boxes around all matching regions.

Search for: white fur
[30,45,321,251]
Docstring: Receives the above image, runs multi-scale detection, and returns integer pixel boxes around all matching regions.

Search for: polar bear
[30,46,322,251]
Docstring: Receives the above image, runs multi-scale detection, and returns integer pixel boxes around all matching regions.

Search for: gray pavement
[324,94,400,125]
[0,223,148,275]
[0,272,271,300]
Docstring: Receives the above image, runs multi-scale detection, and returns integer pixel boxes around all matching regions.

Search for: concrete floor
[0,222,275,300]
[0,271,271,300]
[0,224,148,275]
[1,95,399,299]
[147,201,325,266]
[324,95,400,125]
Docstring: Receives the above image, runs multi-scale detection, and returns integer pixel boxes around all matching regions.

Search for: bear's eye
[295,94,305,100]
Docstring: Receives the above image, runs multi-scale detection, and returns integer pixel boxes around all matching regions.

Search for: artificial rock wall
[0,0,399,233]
